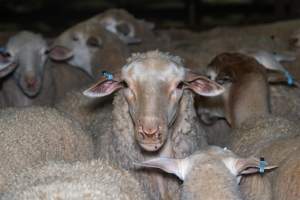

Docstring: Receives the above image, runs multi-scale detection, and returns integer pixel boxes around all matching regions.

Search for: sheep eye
[0,50,11,59]
[122,81,129,88]
[2,52,11,57]
[116,23,130,36]
[217,76,232,85]
[176,82,184,89]
[72,34,79,41]
[87,37,102,48]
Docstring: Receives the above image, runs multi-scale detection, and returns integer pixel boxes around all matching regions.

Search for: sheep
[0,31,55,107]
[193,52,300,200]
[88,8,155,45]
[55,88,113,136]
[198,52,298,128]
[135,145,276,200]
[238,49,300,121]
[0,31,94,107]
[273,150,300,200]
[0,106,94,193]
[2,159,149,200]
[50,62,93,101]
[83,50,225,199]
[48,19,129,78]
[229,119,300,200]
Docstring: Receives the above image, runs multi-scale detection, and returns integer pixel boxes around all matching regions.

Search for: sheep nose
[139,125,159,138]
[26,78,36,87]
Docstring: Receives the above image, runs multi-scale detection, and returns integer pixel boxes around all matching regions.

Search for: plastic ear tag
[102,70,113,80]
[259,157,266,174]
[284,70,294,86]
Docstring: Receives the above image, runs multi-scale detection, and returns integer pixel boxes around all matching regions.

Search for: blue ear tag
[283,70,294,86]
[102,70,113,80]
[259,157,266,174]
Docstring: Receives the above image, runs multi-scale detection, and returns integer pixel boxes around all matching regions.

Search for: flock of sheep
[0,8,299,200]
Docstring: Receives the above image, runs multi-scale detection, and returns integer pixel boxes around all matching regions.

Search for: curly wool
[229,116,300,200]
[2,159,148,200]
[0,106,94,193]
[126,50,184,67]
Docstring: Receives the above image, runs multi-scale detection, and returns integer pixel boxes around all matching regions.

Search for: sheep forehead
[101,17,117,25]
[72,23,103,41]
[197,146,239,174]
[7,32,46,54]
[122,56,185,82]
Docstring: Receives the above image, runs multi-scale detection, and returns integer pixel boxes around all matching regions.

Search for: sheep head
[201,52,295,127]
[5,31,48,97]
[47,22,116,77]
[84,51,224,152]
[134,146,277,182]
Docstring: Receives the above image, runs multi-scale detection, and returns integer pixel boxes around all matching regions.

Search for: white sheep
[1,31,55,107]
[83,50,224,199]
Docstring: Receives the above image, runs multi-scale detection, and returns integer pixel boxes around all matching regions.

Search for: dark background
[1,0,300,35]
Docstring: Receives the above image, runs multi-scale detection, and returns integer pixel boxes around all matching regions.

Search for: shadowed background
[1,0,300,35]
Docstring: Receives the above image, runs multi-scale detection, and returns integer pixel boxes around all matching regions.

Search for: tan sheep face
[84,51,224,152]
[121,58,186,151]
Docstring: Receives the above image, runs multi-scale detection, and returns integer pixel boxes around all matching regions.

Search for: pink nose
[26,77,37,87]
[139,125,159,138]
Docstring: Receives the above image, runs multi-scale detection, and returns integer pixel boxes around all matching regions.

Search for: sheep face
[5,31,48,97]
[84,51,224,152]
[48,24,106,76]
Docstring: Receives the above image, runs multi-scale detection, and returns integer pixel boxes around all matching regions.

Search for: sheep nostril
[142,126,159,137]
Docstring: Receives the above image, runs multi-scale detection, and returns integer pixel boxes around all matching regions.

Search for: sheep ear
[0,51,17,77]
[184,70,224,96]
[47,45,73,61]
[134,157,188,181]
[266,69,299,87]
[83,71,122,98]
[251,51,297,86]
[236,157,277,176]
